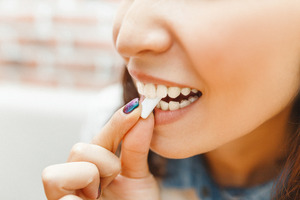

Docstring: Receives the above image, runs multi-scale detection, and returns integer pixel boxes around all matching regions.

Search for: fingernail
[97,186,101,199]
[123,98,139,114]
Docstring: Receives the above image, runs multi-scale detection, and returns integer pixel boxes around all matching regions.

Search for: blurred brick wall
[0,0,123,90]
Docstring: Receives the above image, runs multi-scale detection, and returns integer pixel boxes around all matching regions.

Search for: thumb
[120,113,154,178]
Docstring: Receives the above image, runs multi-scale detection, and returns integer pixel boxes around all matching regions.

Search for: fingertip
[139,112,155,128]
[146,112,155,122]
[42,162,100,200]
[120,101,142,119]
[120,113,155,178]
[109,104,142,133]
[114,98,142,126]
[91,98,142,152]
[123,98,140,113]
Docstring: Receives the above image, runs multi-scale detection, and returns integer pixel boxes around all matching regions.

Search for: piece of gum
[141,97,162,119]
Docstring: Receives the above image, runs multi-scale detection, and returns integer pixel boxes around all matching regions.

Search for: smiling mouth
[136,81,202,111]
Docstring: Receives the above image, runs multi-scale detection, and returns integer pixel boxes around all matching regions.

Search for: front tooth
[180,100,191,108]
[192,89,198,93]
[157,85,168,98]
[169,101,180,111]
[156,103,161,109]
[160,100,169,111]
[136,82,144,95]
[144,83,156,98]
[181,88,191,96]
[188,96,199,103]
[168,87,181,98]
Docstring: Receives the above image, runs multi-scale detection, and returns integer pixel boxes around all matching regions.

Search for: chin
[149,133,203,159]
[150,145,192,159]
[150,125,223,159]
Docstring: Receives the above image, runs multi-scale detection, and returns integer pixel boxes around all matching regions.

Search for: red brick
[18,38,57,47]
[52,16,98,25]
[0,1,120,90]
[0,15,35,23]
[20,75,59,88]
[0,59,38,68]
[56,62,96,72]
[73,40,113,50]
[74,79,117,90]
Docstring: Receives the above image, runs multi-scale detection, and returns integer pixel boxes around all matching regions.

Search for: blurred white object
[141,97,161,119]
[0,83,105,199]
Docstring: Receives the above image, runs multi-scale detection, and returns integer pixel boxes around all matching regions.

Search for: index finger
[91,98,141,153]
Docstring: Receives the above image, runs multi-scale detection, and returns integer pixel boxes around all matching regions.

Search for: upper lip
[129,69,197,89]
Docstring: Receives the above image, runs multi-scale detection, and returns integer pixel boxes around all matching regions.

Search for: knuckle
[70,143,87,157]
[42,166,57,189]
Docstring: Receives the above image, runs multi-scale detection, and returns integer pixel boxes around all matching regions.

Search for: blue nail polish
[123,98,139,114]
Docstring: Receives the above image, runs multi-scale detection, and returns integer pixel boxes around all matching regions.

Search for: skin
[114,0,300,185]
[43,106,160,200]
[42,0,300,199]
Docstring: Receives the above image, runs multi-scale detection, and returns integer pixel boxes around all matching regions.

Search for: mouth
[136,81,202,111]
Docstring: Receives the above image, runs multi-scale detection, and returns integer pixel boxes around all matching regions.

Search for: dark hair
[273,93,300,199]
[121,67,300,199]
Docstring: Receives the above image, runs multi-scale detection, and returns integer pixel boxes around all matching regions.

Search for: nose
[114,1,172,58]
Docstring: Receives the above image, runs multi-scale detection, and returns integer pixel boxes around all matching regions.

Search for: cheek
[150,6,300,158]
[178,0,300,95]
[184,3,300,133]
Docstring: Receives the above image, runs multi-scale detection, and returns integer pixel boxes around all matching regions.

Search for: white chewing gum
[141,97,162,119]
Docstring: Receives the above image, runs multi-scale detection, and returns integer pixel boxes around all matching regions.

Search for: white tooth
[136,82,144,95]
[168,87,181,98]
[192,89,198,93]
[160,100,169,111]
[188,96,199,103]
[180,100,191,108]
[169,101,180,111]
[156,102,161,108]
[144,83,156,98]
[181,88,191,96]
[157,85,168,98]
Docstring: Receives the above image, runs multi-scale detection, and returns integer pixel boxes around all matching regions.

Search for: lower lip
[154,99,200,125]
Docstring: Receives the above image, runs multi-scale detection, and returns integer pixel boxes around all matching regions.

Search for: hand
[42,102,160,200]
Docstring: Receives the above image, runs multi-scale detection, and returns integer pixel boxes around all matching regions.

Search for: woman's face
[113,0,300,158]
